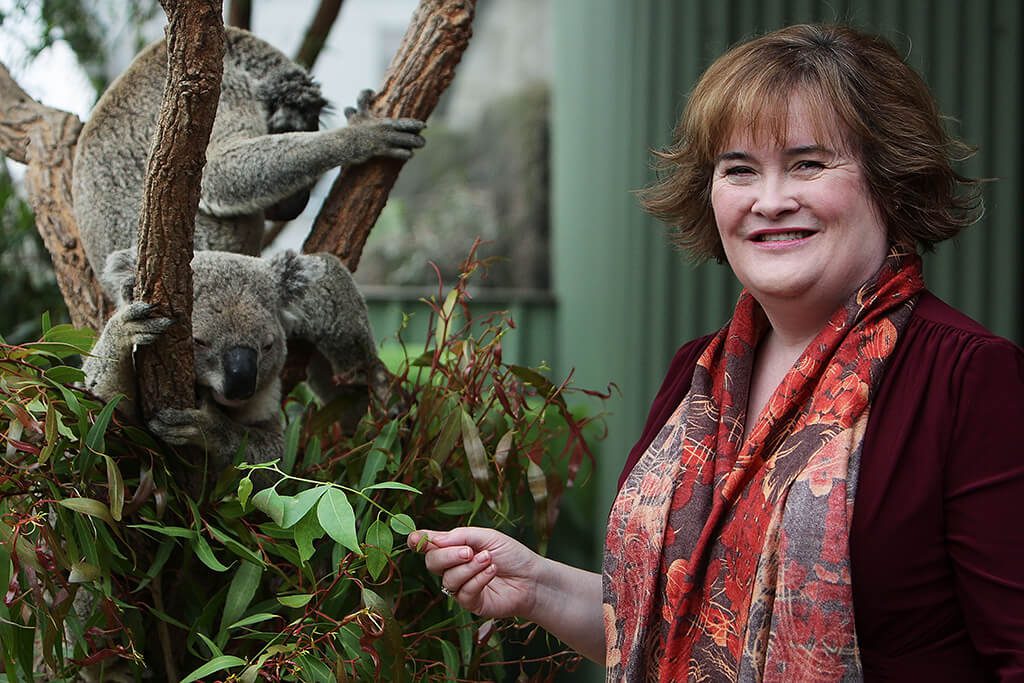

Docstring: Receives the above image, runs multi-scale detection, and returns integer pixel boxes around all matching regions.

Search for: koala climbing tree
[0,0,477,479]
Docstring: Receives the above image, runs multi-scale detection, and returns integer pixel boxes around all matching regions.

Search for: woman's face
[710,94,889,315]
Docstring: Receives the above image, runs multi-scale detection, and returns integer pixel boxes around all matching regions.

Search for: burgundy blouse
[616,292,1024,681]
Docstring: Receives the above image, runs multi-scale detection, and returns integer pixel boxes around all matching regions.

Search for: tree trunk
[302,0,476,271]
[0,64,108,330]
[133,0,225,418]
[295,0,345,71]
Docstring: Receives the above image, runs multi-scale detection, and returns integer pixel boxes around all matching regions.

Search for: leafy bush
[0,254,607,682]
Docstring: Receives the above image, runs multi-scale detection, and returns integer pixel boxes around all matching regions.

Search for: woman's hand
[407,526,607,663]
[407,527,540,620]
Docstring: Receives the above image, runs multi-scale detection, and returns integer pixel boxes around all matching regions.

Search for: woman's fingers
[439,550,493,594]
[453,556,499,613]
[422,544,474,574]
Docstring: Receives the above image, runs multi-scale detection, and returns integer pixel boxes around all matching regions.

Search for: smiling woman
[408,23,1024,682]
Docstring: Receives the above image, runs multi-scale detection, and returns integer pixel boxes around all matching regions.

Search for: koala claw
[345,88,377,124]
[149,408,206,446]
[118,302,173,346]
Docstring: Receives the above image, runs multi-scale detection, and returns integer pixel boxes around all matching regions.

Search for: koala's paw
[115,302,173,347]
[343,88,377,125]
[149,408,209,446]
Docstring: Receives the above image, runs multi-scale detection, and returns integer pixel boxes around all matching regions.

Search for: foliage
[0,162,68,343]
[0,250,607,682]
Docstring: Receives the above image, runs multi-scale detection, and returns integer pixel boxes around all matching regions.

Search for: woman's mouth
[752,230,816,242]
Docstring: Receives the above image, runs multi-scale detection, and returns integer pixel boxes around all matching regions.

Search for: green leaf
[295,653,334,683]
[128,524,195,539]
[292,508,325,564]
[58,497,114,525]
[389,514,415,536]
[281,412,302,474]
[237,476,253,509]
[435,288,460,348]
[317,487,360,555]
[440,638,460,679]
[435,500,475,516]
[360,482,421,495]
[68,561,101,584]
[228,612,280,630]
[192,533,231,572]
[41,323,96,353]
[208,526,265,567]
[460,410,491,486]
[251,488,285,527]
[43,365,85,385]
[280,486,327,529]
[179,655,247,683]
[84,394,122,455]
[277,593,313,608]
[365,519,393,581]
[220,561,263,635]
[103,455,125,522]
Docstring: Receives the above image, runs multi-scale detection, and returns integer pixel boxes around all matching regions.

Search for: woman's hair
[639,23,982,261]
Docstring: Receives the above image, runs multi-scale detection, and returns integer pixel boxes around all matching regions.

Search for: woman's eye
[794,159,825,171]
[723,165,754,177]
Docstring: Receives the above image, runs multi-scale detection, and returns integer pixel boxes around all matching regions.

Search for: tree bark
[133,0,225,418]
[302,0,476,271]
[295,0,345,71]
[0,63,108,330]
[227,0,251,29]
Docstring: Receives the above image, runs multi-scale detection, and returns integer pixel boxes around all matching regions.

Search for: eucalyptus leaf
[281,486,327,529]
[103,455,125,521]
[220,561,263,635]
[277,593,313,608]
[389,514,415,536]
[251,488,286,527]
[237,476,253,509]
[360,482,421,494]
[179,655,247,683]
[192,533,231,572]
[317,487,360,555]
[58,497,114,525]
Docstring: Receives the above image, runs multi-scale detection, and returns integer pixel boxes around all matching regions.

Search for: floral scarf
[603,252,923,682]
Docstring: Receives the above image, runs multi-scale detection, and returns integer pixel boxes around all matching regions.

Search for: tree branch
[295,0,344,71]
[302,0,476,271]
[134,0,225,418]
[0,62,108,330]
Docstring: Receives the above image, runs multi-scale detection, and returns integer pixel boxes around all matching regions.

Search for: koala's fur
[82,249,379,470]
[73,26,425,294]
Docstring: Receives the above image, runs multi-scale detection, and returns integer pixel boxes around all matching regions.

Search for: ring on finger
[441,585,454,598]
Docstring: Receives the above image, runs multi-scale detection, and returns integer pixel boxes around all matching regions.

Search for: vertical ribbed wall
[552,0,1022,594]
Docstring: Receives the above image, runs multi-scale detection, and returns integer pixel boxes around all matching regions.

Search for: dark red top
[617,292,1024,681]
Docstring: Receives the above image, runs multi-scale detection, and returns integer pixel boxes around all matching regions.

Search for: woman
[408,24,1024,681]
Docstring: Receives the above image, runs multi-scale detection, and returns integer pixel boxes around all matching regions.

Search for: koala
[82,249,380,470]
[73,26,425,291]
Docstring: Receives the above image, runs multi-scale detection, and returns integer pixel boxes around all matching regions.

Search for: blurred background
[1,1,1020,680]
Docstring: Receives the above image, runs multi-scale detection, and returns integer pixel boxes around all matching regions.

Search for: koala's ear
[269,250,315,320]
[101,248,138,306]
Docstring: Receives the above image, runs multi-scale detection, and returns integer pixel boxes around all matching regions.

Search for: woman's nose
[751,177,799,218]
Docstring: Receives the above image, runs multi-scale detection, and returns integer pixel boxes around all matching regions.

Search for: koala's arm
[273,252,384,397]
[149,403,282,471]
[200,96,425,217]
[81,303,172,414]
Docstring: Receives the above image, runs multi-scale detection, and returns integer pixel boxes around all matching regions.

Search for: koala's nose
[222,346,258,400]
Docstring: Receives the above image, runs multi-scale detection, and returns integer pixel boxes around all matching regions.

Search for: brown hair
[639,23,982,261]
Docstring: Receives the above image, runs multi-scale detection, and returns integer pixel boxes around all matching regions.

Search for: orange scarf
[604,252,923,681]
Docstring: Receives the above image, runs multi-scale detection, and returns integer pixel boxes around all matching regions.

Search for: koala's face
[190,254,290,408]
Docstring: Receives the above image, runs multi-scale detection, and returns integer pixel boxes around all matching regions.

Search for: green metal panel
[552,1,1022,656]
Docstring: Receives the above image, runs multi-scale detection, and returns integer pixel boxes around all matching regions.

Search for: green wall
[551,0,1023,585]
